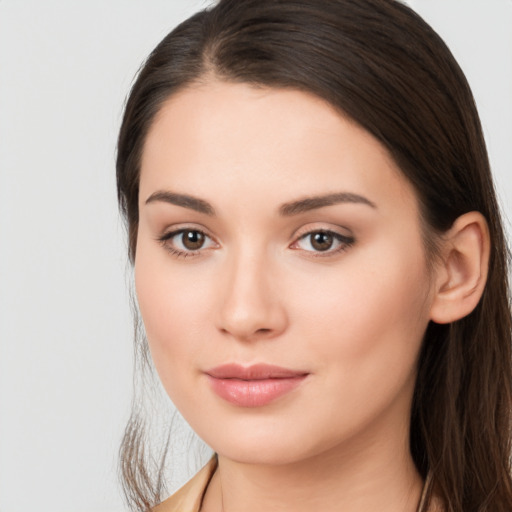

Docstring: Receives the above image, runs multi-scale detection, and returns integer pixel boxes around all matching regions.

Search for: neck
[201,419,423,512]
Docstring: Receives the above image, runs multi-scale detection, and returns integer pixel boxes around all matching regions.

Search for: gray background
[0,1,511,511]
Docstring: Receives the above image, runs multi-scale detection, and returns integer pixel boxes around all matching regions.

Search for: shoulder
[153,457,218,512]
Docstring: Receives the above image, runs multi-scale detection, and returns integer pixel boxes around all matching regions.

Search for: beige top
[153,458,217,512]
[154,457,444,512]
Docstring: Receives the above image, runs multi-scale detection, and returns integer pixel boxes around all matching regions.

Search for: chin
[195,417,336,467]
[216,441,309,466]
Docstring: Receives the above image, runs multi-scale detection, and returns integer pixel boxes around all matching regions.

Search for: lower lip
[207,375,307,407]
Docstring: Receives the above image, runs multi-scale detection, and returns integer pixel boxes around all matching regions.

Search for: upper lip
[205,363,309,380]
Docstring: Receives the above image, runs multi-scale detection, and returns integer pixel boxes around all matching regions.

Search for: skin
[135,81,488,512]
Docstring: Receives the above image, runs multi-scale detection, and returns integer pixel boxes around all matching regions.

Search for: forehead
[139,81,418,216]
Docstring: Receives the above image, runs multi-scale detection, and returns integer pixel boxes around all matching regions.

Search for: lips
[205,363,309,407]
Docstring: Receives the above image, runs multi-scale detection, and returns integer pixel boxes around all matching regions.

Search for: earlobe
[429,212,490,324]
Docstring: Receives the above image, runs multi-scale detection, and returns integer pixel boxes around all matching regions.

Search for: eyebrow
[144,190,376,217]
[145,191,215,215]
[279,192,376,216]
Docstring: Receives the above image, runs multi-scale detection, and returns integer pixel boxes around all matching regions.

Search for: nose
[216,248,288,342]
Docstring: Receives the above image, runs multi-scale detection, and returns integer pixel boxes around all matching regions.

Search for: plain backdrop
[0,1,511,511]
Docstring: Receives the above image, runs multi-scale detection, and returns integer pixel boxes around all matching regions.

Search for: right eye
[158,228,217,257]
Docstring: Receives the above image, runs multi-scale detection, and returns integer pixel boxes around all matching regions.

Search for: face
[135,81,435,465]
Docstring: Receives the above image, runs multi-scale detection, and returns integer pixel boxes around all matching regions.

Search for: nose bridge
[217,242,287,341]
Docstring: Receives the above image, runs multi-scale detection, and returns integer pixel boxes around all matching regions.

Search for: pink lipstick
[205,363,308,407]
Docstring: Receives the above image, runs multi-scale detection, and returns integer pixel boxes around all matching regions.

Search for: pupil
[311,232,333,251]
[183,230,205,250]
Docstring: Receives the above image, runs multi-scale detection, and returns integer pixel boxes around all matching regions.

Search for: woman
[116,0,512,511]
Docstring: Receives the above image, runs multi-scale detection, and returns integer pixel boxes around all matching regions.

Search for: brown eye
[292,229,355,255]
[182,230,205,250]
[310,232,334,251]
[159,228,216,257]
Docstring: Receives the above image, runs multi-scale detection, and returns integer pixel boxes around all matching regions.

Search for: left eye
[292,230,353,253]
[161,229,216,252]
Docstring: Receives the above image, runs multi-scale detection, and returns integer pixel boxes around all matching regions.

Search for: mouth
[205,363,309,407]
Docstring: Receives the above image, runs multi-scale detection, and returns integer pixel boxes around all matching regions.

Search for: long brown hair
[116,0,512,510]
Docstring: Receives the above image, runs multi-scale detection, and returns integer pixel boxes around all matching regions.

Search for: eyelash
[157,228,216,259]
[157,228,355,259]
[291,230,355,257]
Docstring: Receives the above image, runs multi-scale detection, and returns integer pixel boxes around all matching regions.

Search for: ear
[429,212,490,324]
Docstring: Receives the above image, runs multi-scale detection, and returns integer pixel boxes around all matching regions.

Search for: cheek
[292,239,432,374]
[280,244,432,443]
[134,245,212,383]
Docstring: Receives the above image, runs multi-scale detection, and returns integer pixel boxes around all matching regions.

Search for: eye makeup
[156,225,355,260]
